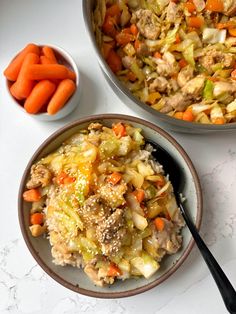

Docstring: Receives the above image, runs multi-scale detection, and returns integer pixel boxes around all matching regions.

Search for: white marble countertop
[0,1,236,313]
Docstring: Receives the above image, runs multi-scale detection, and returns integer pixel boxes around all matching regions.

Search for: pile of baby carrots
[4,43,77,115]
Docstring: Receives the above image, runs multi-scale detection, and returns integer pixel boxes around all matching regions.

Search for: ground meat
[97,181,127,208]
[198,49,235,73]
[122,56,134,69]
[166,2,180,23]
[136,42,150,57]
[131,9,161,40]
[88,122,103,130]
[149,76,169,92]
[224,0,236,15]
[177,65,194,88]
[26,164,52,189]
[161,93,192,113]
[181,76,205,96]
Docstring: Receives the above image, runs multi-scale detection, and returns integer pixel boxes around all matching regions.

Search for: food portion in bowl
[4,43,76,115]
[22,122,184,286]
[93,0,236,124]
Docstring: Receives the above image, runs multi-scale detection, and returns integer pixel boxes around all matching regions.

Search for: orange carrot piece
[116,32,134,46]
[212,117,226,124]
[174,111,184,119]
[67,70,76,81]
[112,122,127,137]
[4,43,40,81]
[155,176,166,188]
[106,49,122,73]
[216,21,236,29]
[130,24,139,36]
[102,15,118,38]
[23,189,41,202]
[154,51,162,59]
[187,16,204,28]
[183,109,194,122]
[102,42,113,60]
[42,46,58,63]
[229,28,236,37]
[175,33,181,44]
[56,171,75,184]
[179,59,188,68]
[106,4,121,17]
[205,0,224,12]
[24,80,56,114]
[25,64,72,80]
[10,52,39,100]
[133,189,145,203]
[184,1,196,13]
[126,71,137,82]
[107,172,122,185]
[134,39,141,50]
[47,79,76,115]
[40,55,57,65]
[30,213,44,225]
[154,217,165,231]
[231,69,236,79]
[107,263,122,277]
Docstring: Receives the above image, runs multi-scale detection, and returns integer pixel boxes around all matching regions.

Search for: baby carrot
[4,43,40,81]
[47,79,76,115]
[42,46,58,63]
[25,64,73,80]
[24,80,56,114]
[10,53,39,100]
[40,55,57,64]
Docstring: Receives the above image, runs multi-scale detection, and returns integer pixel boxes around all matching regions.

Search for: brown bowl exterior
[18,114,202,298]
[82,0,236,133]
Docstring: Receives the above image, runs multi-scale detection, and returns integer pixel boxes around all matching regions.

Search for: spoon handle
[179,203,236,314]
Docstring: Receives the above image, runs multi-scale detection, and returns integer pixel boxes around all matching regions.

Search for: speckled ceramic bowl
[6,44,81,121]
[18,114,202,298]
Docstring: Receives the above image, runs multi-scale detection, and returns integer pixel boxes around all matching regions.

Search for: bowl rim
[82,0,236,131]
[18,114,203,298]
[6,43,80,118]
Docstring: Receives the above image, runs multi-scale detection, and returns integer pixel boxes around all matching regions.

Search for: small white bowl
[6,44,81,121]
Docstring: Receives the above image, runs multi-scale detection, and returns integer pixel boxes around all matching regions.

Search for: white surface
[0,1,235,313]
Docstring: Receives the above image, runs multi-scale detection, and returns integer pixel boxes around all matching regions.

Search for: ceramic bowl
[6,44,81,121]
[18,114,202,298]
[82,0,236,133]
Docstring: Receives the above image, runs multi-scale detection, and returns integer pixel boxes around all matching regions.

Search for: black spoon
[147,140,236,314]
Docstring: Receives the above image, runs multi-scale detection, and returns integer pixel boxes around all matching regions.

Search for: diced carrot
[116,32,134,46]
[179,58,188,68]
[112,122,127,137]
[23,189,41,202]
[174,111,184,119]
[126,71,137,82]
[130,24,139,36]
[102,42,113,60]
[212,117,226,124]
[155,176,166,188]
[134,39,141,50]
[106,4,121,18]
[183,109,195,122]
[132,189,145,203]
[102,15,118,38]
[153,51,162,59]
[106,49,122,73]
[30,213,44,225]
[47,79,76,115]
[184,1,196,13]
[4,43,40,81]
[107,172,122,185]
[154,217,165,231]
[25,64,73,80]
[231,69,236,79]
[147,92,161,105]
[205,0,224,11]
[187,16,204,28]
[10,52,39,100]
[175,33,181,44]
[229,28,236,37]
[207,76,219,82]
[24,80,56,114]
[216,21,236,29]
[107,263,122,277]
[42,46,58,63]
[56,171,75,185]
